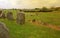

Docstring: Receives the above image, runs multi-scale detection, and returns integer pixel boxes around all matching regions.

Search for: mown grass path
[30,20,60,30]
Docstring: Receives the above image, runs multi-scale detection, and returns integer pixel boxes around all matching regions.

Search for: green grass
[25,12,60,25]
[0,10,60,38]
[0,19,60,38]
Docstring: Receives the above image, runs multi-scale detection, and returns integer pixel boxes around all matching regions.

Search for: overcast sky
[0,0,60,9]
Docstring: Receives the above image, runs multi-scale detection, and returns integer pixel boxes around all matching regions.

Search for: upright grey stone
[0,11,2,14]
[0,11,2,18]
[16,12,25,25]
[0,22,9,38]
[1,13,6,18]
[6,12,14,20]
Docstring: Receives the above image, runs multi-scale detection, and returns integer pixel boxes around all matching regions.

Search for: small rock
[32,19,36,22]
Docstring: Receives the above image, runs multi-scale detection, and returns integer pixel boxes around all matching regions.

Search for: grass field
[0,10,60,38]
[25,12,60,25]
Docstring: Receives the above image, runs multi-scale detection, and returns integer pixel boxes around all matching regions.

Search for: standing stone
[0,11,6,18]
[0,11,2,14]
[0,22,9,38]
[6,12,14,20]
[1,13,6,18]
[0,11,3,18]
[16,12,25,25]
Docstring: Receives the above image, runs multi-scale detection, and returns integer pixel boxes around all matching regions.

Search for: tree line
[21,7,60,12]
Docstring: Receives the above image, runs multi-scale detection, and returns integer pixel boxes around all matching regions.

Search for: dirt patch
[29,20,60,31]
[47,24,60,30]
